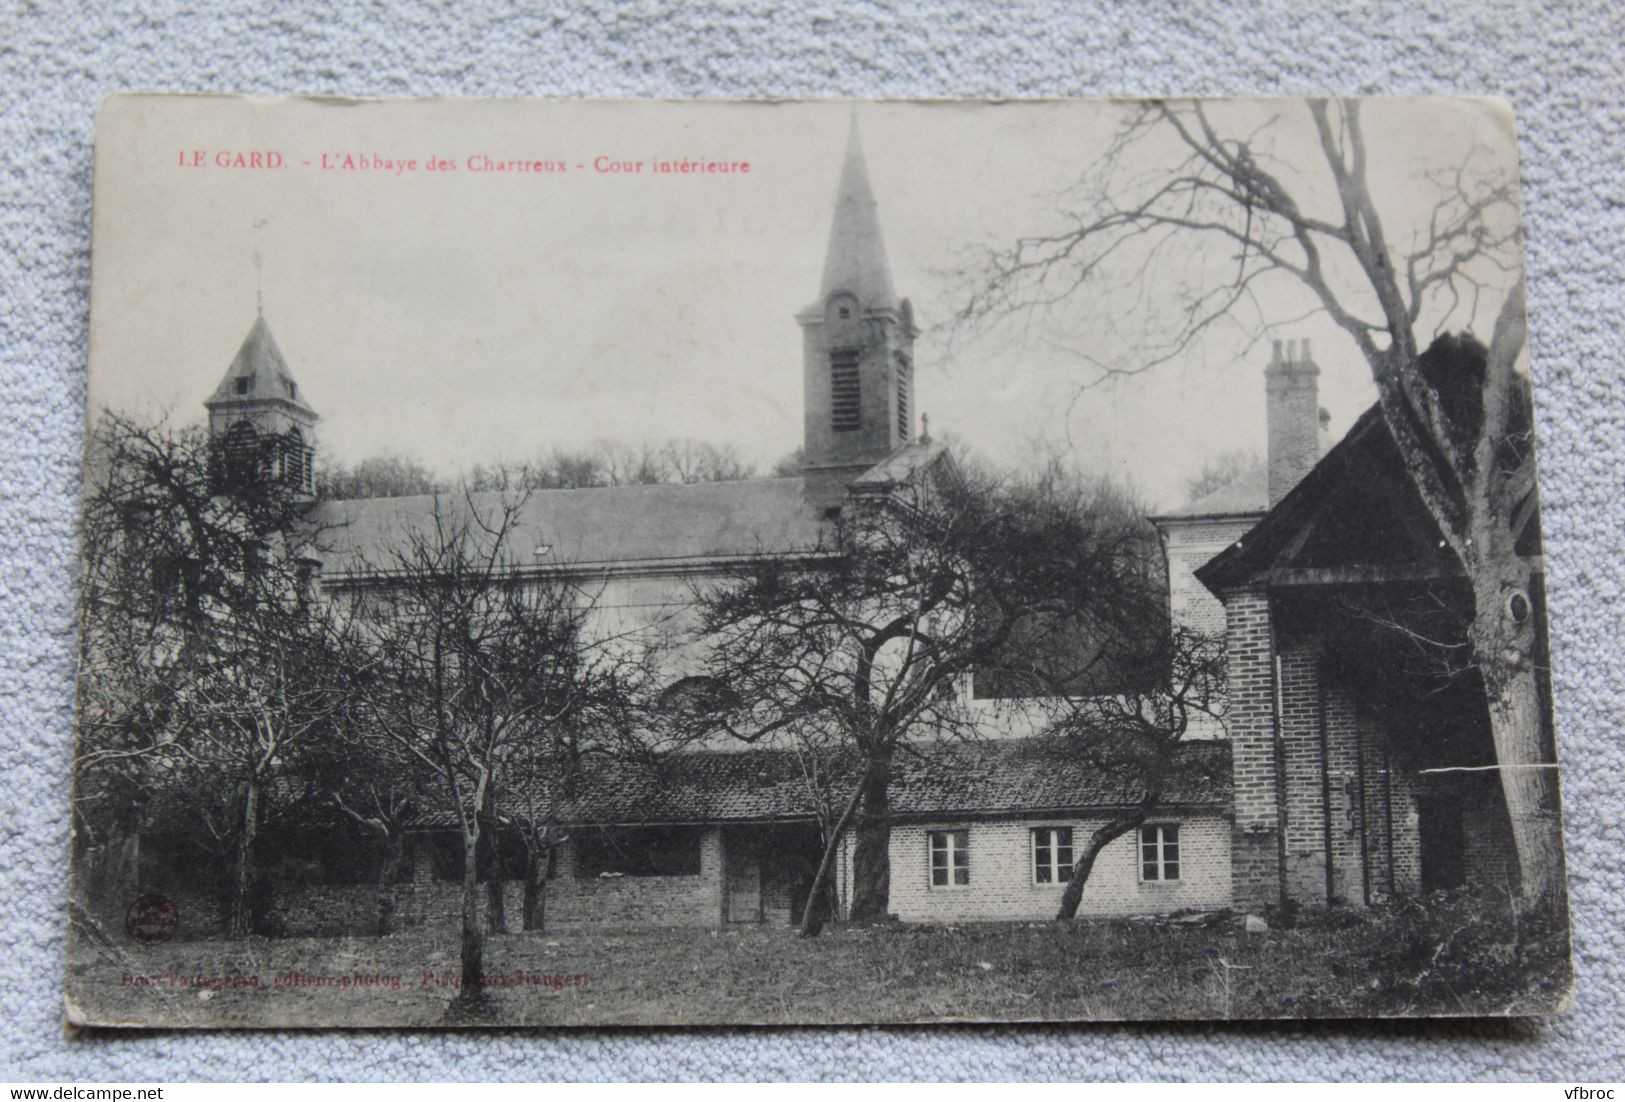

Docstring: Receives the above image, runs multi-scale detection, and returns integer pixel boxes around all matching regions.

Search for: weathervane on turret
[252,217,268,316]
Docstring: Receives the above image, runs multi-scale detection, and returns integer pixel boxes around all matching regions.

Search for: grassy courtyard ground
[67,896,1571,1028]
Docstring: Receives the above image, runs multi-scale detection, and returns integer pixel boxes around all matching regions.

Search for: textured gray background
[2,0,1620,1082]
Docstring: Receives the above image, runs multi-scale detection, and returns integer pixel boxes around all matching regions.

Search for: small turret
[205,313,318,497]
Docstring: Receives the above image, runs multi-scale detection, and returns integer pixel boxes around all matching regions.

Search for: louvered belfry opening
[213,420,262,492]
[895,352,911,441]
[830,348,862,431]
[279,428,314,494]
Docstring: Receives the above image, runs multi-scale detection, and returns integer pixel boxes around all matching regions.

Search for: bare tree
[1043,626,1227,919]
[961,98,1559,914]
[659,438,755,484]
[500,650,655,933]
[344,491,627,1002]
[1184,449,1264,503]
[317,453,442,500]
[76,412,345,937]
[320,727,425,936]
[467,438,762,492]
[768,719,869,937]
[693,455,1162,930]
[769,447,807,478]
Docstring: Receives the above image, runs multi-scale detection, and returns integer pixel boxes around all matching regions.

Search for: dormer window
[235,375,253,395]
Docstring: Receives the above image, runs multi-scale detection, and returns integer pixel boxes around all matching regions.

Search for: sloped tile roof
[848,441,950,488]
[310,477,833,574]
[410,739,1231,829]
[1156,466,1269,520]
[1194,404,1465,593]
[1153,424,1335,521]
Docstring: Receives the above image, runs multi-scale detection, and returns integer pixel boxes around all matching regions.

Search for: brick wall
[149,808,1247,938]
[1277,649,1398,907]
[1277,634,1327,904]
[1322,682,1365,905]
[1221,587,1436,913]
[883,815,1231,923]
[1460,773,1520,892]
[1354,709,1424,903]
[263,829,734,935]
[1223,586,1280,910]
[1273,625,1432,908]
[1390,765,1423,894]
[541,828,725,928]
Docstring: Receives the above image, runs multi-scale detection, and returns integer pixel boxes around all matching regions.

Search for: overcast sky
[88,97,1521,509]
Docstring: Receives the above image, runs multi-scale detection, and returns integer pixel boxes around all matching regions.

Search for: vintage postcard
[69,95,1572,1028]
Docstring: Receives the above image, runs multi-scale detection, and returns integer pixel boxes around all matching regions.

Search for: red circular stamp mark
[125,894,178,944]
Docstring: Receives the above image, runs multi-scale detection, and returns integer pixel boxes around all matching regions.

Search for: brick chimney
[1265,337,1321,507]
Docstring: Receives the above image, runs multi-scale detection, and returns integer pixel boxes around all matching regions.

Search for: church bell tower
[798,119,917,504]
[204,312,318,498]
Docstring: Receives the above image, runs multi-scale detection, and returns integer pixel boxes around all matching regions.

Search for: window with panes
[1139,823,1181,882]
[928,829,969,888]
[1031,827,1073,884]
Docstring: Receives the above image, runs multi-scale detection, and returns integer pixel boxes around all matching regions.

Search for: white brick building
[880,815,1231,923]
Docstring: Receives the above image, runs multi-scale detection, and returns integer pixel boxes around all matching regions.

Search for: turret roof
[205,314,317,418]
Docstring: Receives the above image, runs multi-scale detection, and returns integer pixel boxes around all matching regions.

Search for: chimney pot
[1301,338,1312,362]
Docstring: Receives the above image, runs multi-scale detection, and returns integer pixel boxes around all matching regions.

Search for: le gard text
[176,150,752,177]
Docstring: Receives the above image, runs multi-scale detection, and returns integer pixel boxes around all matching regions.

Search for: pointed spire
[205,314,317,419]
[818,116,897,310]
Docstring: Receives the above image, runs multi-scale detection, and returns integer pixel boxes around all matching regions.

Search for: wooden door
[725,849,762,923]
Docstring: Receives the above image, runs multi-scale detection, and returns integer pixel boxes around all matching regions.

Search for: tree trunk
[1378,296,1562,919]
[375,831,403,937]
[799,778,866,938]
[522,843,550,933]
[1057,815,1146,921]
[479,800,507,934]
[456,833,485,1006]
[484,873,507,934]
[226,777,259,938]
[1467,564,1564,915]
[847,753,894,923]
